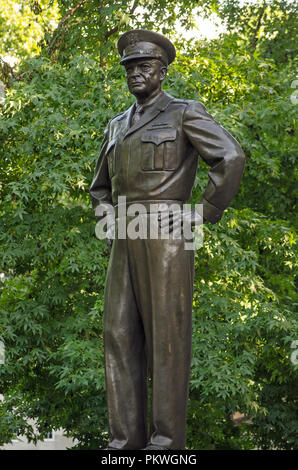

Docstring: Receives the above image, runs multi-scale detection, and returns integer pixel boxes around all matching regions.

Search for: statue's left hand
[158,209,204,233]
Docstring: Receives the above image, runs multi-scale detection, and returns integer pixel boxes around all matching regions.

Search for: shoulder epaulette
[171,98,193,105]
[108,111,126,126]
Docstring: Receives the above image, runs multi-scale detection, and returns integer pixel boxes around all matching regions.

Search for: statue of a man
[90,29,245,450]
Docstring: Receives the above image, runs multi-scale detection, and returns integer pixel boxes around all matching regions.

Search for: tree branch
[0,57,16,78]
[47,0,139,59]
[0,57,17,87]
[250,2,266,52]
[47,0,89,54]
[103,0,139,42]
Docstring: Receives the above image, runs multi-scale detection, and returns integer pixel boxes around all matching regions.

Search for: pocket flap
[141,129,177,146]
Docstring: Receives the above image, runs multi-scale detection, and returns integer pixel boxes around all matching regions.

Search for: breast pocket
[106,138,117,178]
[141,128,177,171]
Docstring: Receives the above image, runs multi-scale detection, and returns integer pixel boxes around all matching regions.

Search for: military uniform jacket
[90,92,245,223]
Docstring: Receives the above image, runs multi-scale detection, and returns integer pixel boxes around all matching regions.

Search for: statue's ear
[160,65,167,82]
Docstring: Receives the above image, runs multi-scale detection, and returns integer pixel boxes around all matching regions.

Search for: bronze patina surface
[90,29,245,450]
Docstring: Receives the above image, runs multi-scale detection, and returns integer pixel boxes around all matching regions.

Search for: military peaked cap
[117,29,176,66]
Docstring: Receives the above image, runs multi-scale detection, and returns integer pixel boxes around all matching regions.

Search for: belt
[114,200,184,218]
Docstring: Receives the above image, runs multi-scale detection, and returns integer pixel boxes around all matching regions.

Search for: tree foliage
[0,0,60,83]
[0,0,297,450]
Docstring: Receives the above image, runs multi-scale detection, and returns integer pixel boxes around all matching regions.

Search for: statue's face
[124,59,167,99]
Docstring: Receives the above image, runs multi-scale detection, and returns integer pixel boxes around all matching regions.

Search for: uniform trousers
[103,214,195,449]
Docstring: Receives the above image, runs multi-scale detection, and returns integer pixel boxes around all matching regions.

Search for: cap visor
[120,54,163,65]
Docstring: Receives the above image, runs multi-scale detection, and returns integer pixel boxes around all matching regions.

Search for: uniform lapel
[115,104,135,137]
[123,92,174,139]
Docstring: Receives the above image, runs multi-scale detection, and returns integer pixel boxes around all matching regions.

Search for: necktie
[131,105,144,126]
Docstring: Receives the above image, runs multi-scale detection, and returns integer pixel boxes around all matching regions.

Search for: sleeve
[89,126,112,212]
[182,101,246,224]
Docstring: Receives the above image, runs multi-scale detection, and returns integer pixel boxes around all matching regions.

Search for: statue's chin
[129,87,147,98]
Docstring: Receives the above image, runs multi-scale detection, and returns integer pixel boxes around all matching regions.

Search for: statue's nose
[130,68,141,77]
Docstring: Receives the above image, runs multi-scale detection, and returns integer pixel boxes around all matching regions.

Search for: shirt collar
[135,90,164,112]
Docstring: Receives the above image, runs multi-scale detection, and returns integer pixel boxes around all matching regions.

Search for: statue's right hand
[106,221,115,251]
[107,238,113,250]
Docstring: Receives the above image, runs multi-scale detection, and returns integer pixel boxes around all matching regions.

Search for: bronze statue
[90,29,245,450]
